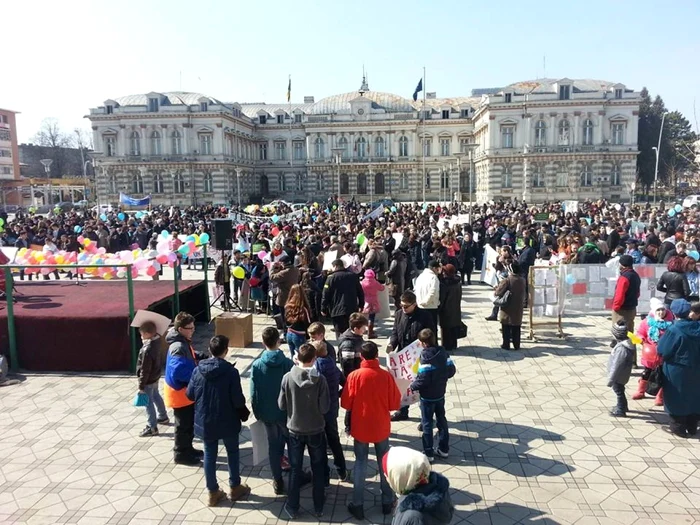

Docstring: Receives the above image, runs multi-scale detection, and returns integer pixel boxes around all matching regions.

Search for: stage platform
[0,280,207,372]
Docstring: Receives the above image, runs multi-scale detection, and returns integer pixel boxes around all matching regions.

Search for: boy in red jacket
[341,341,401,520]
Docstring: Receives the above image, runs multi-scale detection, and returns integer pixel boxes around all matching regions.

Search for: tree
[32,118,75,178]
[636,87,658,192]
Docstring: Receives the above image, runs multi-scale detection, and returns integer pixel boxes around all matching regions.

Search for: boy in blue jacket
[410,328,456,463]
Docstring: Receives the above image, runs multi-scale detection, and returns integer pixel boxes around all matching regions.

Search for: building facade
[86,78,640,206]
[0,108,22,206]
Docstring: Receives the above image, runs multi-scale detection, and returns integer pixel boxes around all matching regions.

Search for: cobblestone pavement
[2,273,700,525]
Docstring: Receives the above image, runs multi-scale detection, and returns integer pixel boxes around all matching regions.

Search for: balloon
[135,211,144,219]
[271,227,280,236]
[77,235,84,243]
[161,230,170,239]
[120,251,134,263]
[84,238,91,247]
[356,233,366,245]
[193,234,200,245]
[390,206,397,213]
[118,212,125,221]
[147,266,157,276]
[641,342,661,368]
[98,247,106,255]
[628,332,643,345]
[100,214,107,221]
[675,204,683,213]
[258,250,268,260]
[103,272,113,280]
[178,244,189,255]
[156,254,168,264]
[198,233,209,244]
[116,269,127,279]
[272,215,279,223]
[565,274,577,285]
[232,266,245,279]
[186,235,196,243]
[167,253,177,263]
[668,209,676,217]
[131,267,140,278]
[0,218,4,226]
[689,250,700,261]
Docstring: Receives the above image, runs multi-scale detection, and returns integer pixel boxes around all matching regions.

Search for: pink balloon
[156,254,168,264]
[147,266,157,276]
[167,253,177,263]
[131,267,139,278]
[257,250,268,260]
[77,235,84,243]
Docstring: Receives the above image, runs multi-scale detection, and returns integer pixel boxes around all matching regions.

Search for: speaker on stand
[212,219,233,251]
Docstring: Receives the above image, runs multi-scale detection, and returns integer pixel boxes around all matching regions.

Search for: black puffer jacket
[438,276,462,328]
[321,269,364,317]
[657,271,690,304]
[392,472,454,525]
[389,307,436,351]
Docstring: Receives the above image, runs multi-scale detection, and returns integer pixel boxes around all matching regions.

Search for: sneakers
[609,407,627,418]
[417,423,423,432]
[347,502,365,520]
[273,477,285,495]
[434,448,449,459]
[229,483,251,503]
[426,455,435,464]
[157,416,170,425]
[281,455,291,471]
[207,489,227,507]
[283,503,298,520]
[139,426,158,437]
[338,469,350,483]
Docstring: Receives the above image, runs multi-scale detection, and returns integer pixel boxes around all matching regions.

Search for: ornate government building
[86,77,640,205]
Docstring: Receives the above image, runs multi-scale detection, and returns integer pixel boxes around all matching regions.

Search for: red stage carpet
[0,280,206,372]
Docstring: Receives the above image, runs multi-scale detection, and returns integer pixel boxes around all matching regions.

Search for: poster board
[249,420,269,466]
[386,340,422,407]
[322,250,338,271]
[479,245,500,287]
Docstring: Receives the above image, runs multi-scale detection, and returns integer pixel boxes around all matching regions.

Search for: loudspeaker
[212,219,233,251]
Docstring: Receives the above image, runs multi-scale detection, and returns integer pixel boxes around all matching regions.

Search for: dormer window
[148,98,159,112]
[200,102,208,112]
[295,114,302,123]
[441,109,450,120]
[259,115,267,124]
[277,114,285,124]
[614,88,623,99]
[106,105,113,115]
[504,93,512,103]
[559,85,571,100]
[460,109,469,118]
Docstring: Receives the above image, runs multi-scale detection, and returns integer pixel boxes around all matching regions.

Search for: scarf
[647,316,672,343]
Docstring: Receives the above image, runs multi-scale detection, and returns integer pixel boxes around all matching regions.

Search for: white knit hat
[650,297,665,314]
[382,446,431,495]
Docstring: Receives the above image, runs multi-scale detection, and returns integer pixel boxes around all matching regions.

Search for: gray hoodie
[278,365,330,435]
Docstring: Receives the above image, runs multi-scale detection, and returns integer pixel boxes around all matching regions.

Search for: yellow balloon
[232,266,245,279]
[628,332,642,345]
[103,272,113,280]
[411,360,420,375]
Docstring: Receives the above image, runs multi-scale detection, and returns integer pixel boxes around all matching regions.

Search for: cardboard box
[215,313,253,348]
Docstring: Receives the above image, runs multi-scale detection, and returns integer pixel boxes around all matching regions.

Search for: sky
[5,0,700,144]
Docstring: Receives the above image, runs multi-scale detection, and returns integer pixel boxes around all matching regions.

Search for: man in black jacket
[321,259,364,338]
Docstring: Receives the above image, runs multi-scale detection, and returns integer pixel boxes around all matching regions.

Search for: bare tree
[31,118,75,178]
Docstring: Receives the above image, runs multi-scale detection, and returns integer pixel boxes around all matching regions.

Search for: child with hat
[608,320,637,417]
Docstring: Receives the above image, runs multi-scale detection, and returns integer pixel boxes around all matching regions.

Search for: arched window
[374,136,385,157]
[172,130,182,155]
[356,137,367,158]
[535,120,546,146]
[357,173,367,194]
[611,164,621,186]
[583,119,594,146]
[132,172,144,194]
[374,172,385,194]
[203,172,213,193]
[340,173,349,194]
[558,120,570,146]
[399,172,409,190]
[150,131,162,155]
[107,174,117,194]
[338,136,348,159]
[153,173,164,194]
[173,172,185,193]
[314,137,325,159]
[129,131,141,156]
[502,166,512,188]
[399,136,409,157]
[532,165,545,187]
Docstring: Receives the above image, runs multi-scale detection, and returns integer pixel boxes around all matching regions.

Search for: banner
[479,245,500,287]
[364,206,383,221]
[386,340,422,407]
[119,192,151,206]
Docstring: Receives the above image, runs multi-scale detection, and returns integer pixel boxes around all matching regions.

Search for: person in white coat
[414,260,441,328]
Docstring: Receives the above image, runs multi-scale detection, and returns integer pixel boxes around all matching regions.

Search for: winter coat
[186,357,247,440]
[607,340,637,386]
[657,271,690,304]
[341,358,401,444]
[408,241,425,272]
[338,329,364,378]
[438,276,462,329]
[387,254,407,298]
[278,365,330,436]
[494,274,526,326]
[415,269,440,310]
[612,268,640,311]
[517,246,537,278]
[364,248,389,282]
[250,350,294,423]
[321,269,365,318]
[390,307,437,351]
[270,265,300,306]
[392,472,454,525]
[457,239,476,268]
[577,243,603,264]
[136,336,164,390]
[361,276,385,314]
[657,239,676,264]
[164,329,202,409]
[636,310,674,368]
[409,346,456,401]
[658,319,700,416]
[314,354,345,411]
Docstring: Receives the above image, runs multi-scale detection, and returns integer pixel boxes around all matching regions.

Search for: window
[556,171,568,187]
[399,172,409,190]
[580,165,593,186]
[375,172,385,194]
[295,173,303,191]
[104,135,116,157]
[501,126,514,148]
[356,137,367,158]
[460,109,469,118]
[315,174,323,191]
[153,173,164,194]
[173,172,185,193]
[532,165,545,187]
[614,88,623,99]
[558,120,570,146]
[226,136,233,156]
[293,141,304,161]
[559,85,570,100]
[148,98,159,112]
[441,109,450,120]
[425,171,431,189]
[422,138,431,157]
[0,149,11,158]
[150,131,162,155]
[200,102,208,112]
[612,123,625,145]
[203,172,213,192]
[108,174,117,194]
[583,119,594,146]
[259,115,267,124]
[132,173,144,194]
[277,114,285,124]
[340,174,349,194]
[294,114,302,123]
[374,136,385,157]
[2,167,11,175]
[279,174,287,192]
[535,120,546,147]
[1,115,7,123]
[399,136,409,157]
[611,164,621,186]
[129,131,141,156]
[504,93,512,103]
[440,139,450,156]
[459,138,472,154]
[200,134,212,155]
[502,166,512,188]
[357,173,367,194]
[259,143,268,160]
[314,137,325,159]
[0,130,9,141]
[275,141,286,160]
[440,168,450,189]
[106,105,113,114]
[338,136,348,159]
[172,130,182,155]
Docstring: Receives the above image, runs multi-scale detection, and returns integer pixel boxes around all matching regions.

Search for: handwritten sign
[386,340,422,407]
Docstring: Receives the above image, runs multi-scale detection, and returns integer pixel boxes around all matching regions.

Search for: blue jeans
[286,331,307,360]
[203,436,241,492]
[143,381,167,429]
[263,421,288,482]
[352,438,394,507]
[288,431,326,514]
[324,406,346,482]
[420,398,449,455]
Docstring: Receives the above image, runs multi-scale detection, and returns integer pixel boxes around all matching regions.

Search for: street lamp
[234,168,242,208]
[332,147,344,198]
[40,159,53,206]
[630,181,636,206]
[652,111,667,205]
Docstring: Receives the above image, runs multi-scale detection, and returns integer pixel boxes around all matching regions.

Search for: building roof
[311,91,416,115]
[502,78,625,95]
[238,103,314,119]
[111,92,224,107]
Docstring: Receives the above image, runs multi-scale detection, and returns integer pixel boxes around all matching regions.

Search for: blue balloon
[100,213,107,221]
[689,250,700,261]
[161,230,170,239]
[117,212,125,221]
[135,211,144,219]
[186,235,196,243]
[272,215,280,223]
[675,204,683,213]
[74,225,82,233]
[390,206,397,213]
[199,233,210,244]
[668,209,676,217]
[565,274,577,285]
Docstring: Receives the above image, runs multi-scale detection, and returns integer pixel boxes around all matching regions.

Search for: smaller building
[0,108,22,205]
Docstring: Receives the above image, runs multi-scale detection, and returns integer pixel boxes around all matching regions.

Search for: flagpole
[288,74,294,193]
[422,66,426,204]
